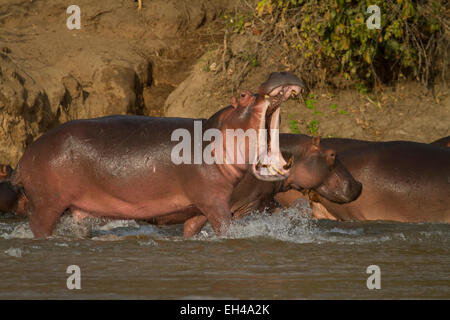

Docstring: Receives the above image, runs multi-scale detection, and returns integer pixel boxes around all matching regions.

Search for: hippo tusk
[273,166,285,176]
[267,165,278,176]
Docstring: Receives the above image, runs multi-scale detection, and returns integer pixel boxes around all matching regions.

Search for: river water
[0,204,449,299]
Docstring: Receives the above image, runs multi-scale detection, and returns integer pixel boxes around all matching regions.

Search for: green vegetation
[223,13,252,34]
[235,51,261,68]
[288,113,301,134]
[307,119,320,135]
[287,95,354,135]
[305,93,317,110]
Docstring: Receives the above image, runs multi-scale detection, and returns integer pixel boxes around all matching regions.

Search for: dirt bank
[165,35,449,142]
[0,0,237,165]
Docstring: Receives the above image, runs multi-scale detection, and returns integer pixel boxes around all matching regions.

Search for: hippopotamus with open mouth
[10,72,305,238]
[144,91,362,236]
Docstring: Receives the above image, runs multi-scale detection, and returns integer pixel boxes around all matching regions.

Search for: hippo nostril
[327,150,336,159]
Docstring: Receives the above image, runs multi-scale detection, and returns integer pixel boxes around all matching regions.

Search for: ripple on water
[4,247,24,258]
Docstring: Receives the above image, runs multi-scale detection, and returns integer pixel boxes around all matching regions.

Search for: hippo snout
[315,173,362,204]
[340,178,362,203]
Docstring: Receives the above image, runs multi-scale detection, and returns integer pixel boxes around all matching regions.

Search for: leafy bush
[255,0,449,88]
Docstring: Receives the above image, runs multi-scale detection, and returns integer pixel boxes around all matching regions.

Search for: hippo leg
[184,215,208,237]
[15,193,28,216]
[29,205,65,238]
[27,190,69,238]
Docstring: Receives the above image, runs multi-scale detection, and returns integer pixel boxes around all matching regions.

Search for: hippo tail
[0,166,26,215]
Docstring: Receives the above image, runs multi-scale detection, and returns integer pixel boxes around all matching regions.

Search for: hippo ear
[312,136,320,147]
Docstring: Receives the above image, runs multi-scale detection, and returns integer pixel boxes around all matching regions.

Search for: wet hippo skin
[276,136,450,223]
[9,72,305,238]
[147,133,362,236]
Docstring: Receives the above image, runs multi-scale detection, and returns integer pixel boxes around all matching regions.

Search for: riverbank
[0,0,448,166]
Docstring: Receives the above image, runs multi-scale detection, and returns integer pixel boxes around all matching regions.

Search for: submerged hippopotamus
[9,72,305,238]
[147,134,362,236]
[276,135,450,223]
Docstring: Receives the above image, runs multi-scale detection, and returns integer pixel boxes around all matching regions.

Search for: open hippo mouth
[252,72,305,181]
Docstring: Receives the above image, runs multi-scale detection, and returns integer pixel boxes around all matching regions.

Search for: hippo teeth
[255,161,286,176]
[273,166,285,176]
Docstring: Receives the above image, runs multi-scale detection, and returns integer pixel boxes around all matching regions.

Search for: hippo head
[218,72,306,181]
[286,137,362,203]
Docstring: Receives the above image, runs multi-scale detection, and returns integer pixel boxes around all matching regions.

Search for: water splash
[0,203,448,245]
[1,222,34,239]
[217,205,318,243]
[55,214,148,239]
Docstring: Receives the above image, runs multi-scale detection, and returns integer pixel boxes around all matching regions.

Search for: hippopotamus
[0,165,18,213]
[147,134,362,236]
[276,135,450,222]
[143,91,361,235]
[9,72,305,238]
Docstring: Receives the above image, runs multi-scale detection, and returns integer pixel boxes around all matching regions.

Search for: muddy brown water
[0,205,448,299]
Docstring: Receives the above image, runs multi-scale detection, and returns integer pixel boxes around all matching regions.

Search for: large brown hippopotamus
[8,72,305,238]
[276,135,450,223]
[143,90,362,235]
[147,133,362,236]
